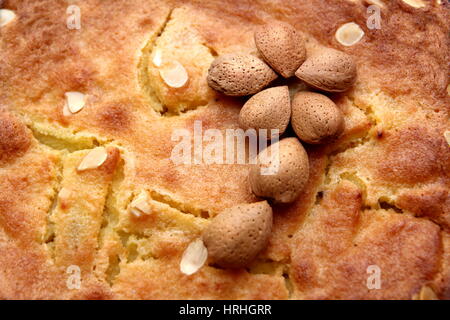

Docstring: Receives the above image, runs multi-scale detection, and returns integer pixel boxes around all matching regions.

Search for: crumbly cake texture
[0,0,448,300]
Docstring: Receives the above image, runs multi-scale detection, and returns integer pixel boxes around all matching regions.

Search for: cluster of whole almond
[181,22,357,273]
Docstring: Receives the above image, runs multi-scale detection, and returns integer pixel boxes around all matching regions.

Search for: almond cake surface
[0,0,449,299]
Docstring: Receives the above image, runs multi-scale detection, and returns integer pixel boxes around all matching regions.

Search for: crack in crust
[138,7,218,115]
[137,9,174,114]
[284,92,449,299]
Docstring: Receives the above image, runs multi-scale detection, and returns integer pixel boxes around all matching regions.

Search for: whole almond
[295,47,357,92]
[239,86,291,139]
[249,137,309,204]
[202,201,273,268]
[207,54,277,96]
[255,21,307,78]
[291,91,344,144]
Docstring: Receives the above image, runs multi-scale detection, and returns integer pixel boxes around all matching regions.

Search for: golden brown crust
[0,110,31,164]
[0,0,448,299]
[290,181,442,300]
[112,259,288,299]
[396,185,450,230]
[376,126,449,184]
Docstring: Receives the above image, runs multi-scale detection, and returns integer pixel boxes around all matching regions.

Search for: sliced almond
[129,191,152,217]
[152,49,163,67]
[65,92,86,114]
[444,131,450,146]
[335,22,365,47]
[419,286,438,300]
[446,84,450,96]
[180,238,208,275]
[159,60,188,88]
[0,9,16,27]
[77,147,108,171]
[402,0,426,8]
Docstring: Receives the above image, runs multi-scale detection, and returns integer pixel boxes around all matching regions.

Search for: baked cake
[0,0,449,299]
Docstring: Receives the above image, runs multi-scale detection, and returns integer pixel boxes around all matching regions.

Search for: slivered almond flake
[77,147,108,171]
[0,9,16,27]
[152,49,163,67]
[402,0,426,8]
[129,191,152,217]
[159,60,188,88]
[180,238,208,275]
[129,208,142,217]
[444,131,450,146]
[335,22,365,46]
[419,286,438,300]
[65,91,86,114]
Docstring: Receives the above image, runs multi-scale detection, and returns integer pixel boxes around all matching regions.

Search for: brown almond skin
[291,91,344,144]
[202,201,273,268]
[249,137,309,204]
[295,48,357,92]
[239,86,291,139]
[255,22,307,78]
[207,54,277,96]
